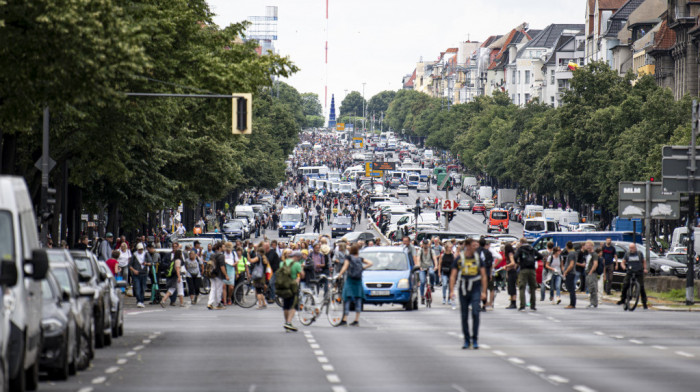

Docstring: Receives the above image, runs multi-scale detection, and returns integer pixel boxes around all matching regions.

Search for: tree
[384,89,433,135]
[367,90,396,115]
[301,93,323,117]
[339,91,365,118]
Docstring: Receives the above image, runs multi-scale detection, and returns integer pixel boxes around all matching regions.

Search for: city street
[40,289,700,392]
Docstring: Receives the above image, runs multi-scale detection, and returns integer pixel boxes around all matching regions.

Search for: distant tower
[247,6,278,54]
[328,95,336,128]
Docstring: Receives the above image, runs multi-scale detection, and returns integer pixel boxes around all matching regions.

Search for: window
[511,69,517,82]
[518,71,521,84]
[524,93,530,103]
[517,94,521,105]
[550,96,555,106]
[511,94,516,103]
[0,211,14,262]
[525,70,530,84]
[550,70,555,84]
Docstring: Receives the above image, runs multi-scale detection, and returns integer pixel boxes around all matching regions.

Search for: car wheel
[49,338,70,380]
[94,312,105,348]
[104,327,112,346]
[25,357,38,391]
[9,336,25,392]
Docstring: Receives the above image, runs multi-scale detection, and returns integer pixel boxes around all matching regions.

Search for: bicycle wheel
[233,281,257,308]
[298,292,316,326]
[627,280,640,311]
[199,277,211,295]
[327,292,344,327]
[274,295,284,308]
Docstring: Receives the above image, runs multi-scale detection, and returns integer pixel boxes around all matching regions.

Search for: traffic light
[42,187,56,221]
[448,211,455,222]
[650,177,655,182]
[231,93,252,134]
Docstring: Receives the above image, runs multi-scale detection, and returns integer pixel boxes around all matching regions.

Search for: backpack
[519,246,536,269]
[275,261,298,299]
[595,256,605,275]
[203,254,217,279]
[90,238,104,257]
[347,255,364,280]
[251,260,265,280]
[165,258,177,278]
[159,256,172,278]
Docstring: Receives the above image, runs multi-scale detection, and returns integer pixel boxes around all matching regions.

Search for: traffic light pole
[445,184,449,231]
[40,106,49,246]
[686,102,698,305]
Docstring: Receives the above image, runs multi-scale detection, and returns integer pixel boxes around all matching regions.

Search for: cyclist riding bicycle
[616,243,648,310]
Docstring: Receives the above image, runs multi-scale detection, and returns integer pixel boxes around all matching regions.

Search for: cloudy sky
[207,0,583,115]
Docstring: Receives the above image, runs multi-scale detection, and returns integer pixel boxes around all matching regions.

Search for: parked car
[48,252,95,371]
[331,216,354,238]
[96,260,125,338]
[39,272,78,380]
[69,250,113,348]
[472,203,486,214]
[360,246,420,310]
[339,231,377,243]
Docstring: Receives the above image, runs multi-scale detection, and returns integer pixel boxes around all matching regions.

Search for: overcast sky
[207,0,583,116]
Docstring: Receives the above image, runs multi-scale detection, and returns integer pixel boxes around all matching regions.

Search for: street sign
[441,199,458,212]
[662,145,700,193]
[336,123,345,131]
[353,137,363,149]
[372,161,396,171]
[34,157,56,172]
[364,162,382,177]
[618,181,680,219]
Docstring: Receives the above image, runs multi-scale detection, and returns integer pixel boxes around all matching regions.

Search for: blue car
[359,247,420,311]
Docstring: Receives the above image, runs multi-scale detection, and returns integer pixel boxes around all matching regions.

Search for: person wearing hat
[99,232,114,261]
[129,242,152,308]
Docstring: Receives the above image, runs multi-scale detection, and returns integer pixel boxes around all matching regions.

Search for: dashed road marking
[314,350,324,356]
[612,335,624,339]
[317,356,329,363]
[77,387,94,392]
[479,344,491,349]
[547,375,569,384]
[676,351,695,358]
[125,351,136,357]
[327,374,341,383]
[142,339,151,344]
[508,357,525,365]
[593,331,605,336]
[573,385,597,392]
[105,366,120,374]
[492,350,506,356]
[148,334,157,339]
[92,376,107,384]
[332,387,347,392]
[629,339,643,345]
[117,358,128,365]
[133,345,145,351]
[651,345,667,350]
[310,343,321,349]
[322,364,335,372]
[307,339,317,344]
[527,365,544,373]
[451,384,468,392]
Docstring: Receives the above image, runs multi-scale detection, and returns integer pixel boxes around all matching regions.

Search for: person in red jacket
[106,250,120,276]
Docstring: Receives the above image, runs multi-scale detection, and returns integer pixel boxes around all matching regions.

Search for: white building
[542,35,586,107]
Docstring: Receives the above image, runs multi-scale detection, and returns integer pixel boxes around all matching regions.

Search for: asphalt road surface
[39,287,700,392]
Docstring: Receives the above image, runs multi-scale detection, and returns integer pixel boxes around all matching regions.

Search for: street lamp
[362,82,366,133]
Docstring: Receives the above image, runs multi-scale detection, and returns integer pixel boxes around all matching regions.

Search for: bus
[298,165,330,179]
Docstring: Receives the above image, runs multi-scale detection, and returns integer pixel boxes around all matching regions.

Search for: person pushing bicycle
[616,243,648,310]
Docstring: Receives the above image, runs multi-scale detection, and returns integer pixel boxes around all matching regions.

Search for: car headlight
[42,318,63,334]
[660,265,671,272]
[397,278,409,289]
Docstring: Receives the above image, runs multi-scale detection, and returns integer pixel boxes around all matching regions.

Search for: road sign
[336,123,345,131]
[618,181,680,219]
[353,137,363,149]
[662,145,700,192]
[364,162,382,177]
[441,199,458,212]
[34,157,56,173]
[372,161,396,171]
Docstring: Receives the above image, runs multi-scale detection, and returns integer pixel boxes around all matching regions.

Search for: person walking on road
[563,241,577,309]
[184,250,202,305]
[337,245,373,326]
[417,240,437,305]
[160,249,185,307]
[515,238,542,311]
[449,238,487,349]
[208,242,229,310]
[438,243,455,305]
[582,241,599,308]
[276,250,304,331]
[545,246,563,304]
[504,242,518,309]
[129,243,151,308]
[541,241,554,303]
[601,238,617,295]
[616,243,648,309]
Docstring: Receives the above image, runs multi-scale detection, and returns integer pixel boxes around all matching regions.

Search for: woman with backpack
[222,242,237,306]
[250,244,270,309]
[184,250,202,305]
[337,244,373,327]
[160,250,185,307]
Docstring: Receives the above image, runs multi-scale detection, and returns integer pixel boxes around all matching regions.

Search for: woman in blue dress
[337,244,373,327]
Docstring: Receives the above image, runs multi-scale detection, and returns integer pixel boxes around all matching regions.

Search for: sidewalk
[598,291,700,312]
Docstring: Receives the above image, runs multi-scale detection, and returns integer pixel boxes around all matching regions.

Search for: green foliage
[367,90,396,115]
[301,93,323,117]
[384,90,434,135]
[339,91,365,118]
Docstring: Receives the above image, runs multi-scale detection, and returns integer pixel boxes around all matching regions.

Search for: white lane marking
[327,374,341,383]
[92,376,107,384]
[573,385,598,392]
[332,387,347,392]
[133,345,145,351]
[314,350,324,356]
[553,319,561,323]
[612,335,624,339]
[148,334,157,339]
[310,343,321,349]
[307,339,317,343]
[322,364,335,372]
[676,351,695,358]
[125,351,136,357]
[249,385,257,392]
[105,366,120,374]
[126,309,164,316]
[508,357,525,365]
[629,339,643,345]
[77,387,94,392]
[317,356,329,363]
[451,384,468,392]
[117,358,128,365]
[142,339,151,344]
[492,350,507,356]
[479,344,491,349]
[547,375,569,384]
[154,331,162,335]
[527,365,545,373]
[594,331,605,336]
[652,345,667,350]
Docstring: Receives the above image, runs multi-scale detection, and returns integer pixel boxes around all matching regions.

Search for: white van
[523,205,544,219]
[234,205,255,222]
[1,176,50,391]
[523,218,559,239]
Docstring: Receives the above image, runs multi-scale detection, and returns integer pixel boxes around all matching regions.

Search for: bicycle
[297,274,344,327]
[234,277,283,308]
[624,272,640,312]
[424,274,433,308]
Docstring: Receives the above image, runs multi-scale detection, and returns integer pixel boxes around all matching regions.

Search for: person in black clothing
[504,242,518,309]
[313,216,321,233]
[75,235,89,250]
[476,238,494,310]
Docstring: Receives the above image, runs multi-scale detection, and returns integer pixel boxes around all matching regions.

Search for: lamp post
[362,82,366,132]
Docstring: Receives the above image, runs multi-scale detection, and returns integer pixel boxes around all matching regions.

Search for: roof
[446,47,458,53]
[545,35,576,65]
[481,35,501,47]
[598,0,628,9]
[605,0,645,38]
[651,20,676,51]
[403,70,416,88]
[524,24,584,49]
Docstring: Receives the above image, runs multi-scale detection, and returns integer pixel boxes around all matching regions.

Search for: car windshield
[491,211,508,220]
[281,213,302,222]
[224,221,243,230]
[333,217,352,225]
[667,254,687,264]
[72,255,94,276]
[525,221,546,231]
[42,279,54,299]
[52,267,73,293]
[0,211,13,262]
[362,251,408,271]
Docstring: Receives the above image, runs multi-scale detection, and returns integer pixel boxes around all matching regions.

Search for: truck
[497,189,517,207]
[462,176,477,192]
[436,172,453,191]
[477,186,493,202]
[611,217,642,234]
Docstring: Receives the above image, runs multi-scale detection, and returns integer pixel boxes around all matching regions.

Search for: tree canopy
[339,91,366,118]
